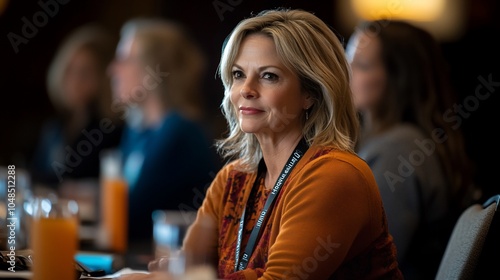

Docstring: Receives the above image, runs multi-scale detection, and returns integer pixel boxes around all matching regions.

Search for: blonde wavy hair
[216,8,359,171]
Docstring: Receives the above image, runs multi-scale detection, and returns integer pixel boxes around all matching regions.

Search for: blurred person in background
[107,18,222,246]
[346,20,479,279]
[29,23,123,193]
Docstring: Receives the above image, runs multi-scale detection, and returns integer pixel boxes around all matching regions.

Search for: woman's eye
[262,72,278,81]
[232,70,243,79]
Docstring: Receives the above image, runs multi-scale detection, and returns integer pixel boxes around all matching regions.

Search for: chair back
[435,194,499,280]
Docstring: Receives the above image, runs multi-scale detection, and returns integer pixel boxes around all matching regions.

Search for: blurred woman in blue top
[107,18,221,244]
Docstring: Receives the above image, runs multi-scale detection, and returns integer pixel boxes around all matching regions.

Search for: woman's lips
[239,106,264,115]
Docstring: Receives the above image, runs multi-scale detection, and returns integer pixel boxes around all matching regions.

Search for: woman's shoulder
[217,159,252,177]
[39,117,63,132]
[160,112,215,140]
[358,124,428,157]
[386,123,427,141]
[287,146,381,208]
[164,111,205,129]
[305,146,374,180]
[309,146,366,165]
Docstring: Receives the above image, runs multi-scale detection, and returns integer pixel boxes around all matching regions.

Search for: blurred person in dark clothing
[29,24,123,191]
[107,18,222,245]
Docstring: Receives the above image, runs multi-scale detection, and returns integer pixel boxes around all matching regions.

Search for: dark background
[0,0,498,199]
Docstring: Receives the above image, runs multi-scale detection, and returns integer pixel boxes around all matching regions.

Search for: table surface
[1,238,154,279]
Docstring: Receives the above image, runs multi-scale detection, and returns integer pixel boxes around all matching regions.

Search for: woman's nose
[239,81,257,99]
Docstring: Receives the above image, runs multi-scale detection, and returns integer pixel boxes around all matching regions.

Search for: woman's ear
[303,93,314,110]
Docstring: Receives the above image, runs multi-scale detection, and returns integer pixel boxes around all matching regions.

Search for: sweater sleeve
[225,153,381,279]
[182,163,230,268]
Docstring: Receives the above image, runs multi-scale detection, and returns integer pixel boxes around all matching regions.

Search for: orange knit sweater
[183,145,403,279]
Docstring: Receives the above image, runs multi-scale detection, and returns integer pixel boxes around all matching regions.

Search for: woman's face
[63,48,100,108]
[230,33,311,139]
[108,35,147,104]
[346,31,387,114]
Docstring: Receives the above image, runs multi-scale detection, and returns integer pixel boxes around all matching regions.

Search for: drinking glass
[30,197,79,280]
[98,149,128,254]
[0,167,33,251]
[152,210,197,276]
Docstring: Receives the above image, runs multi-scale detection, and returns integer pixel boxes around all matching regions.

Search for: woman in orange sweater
[122,8,402,280]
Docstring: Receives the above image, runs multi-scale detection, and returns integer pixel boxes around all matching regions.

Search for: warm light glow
[336,0,466,42]
[351,0,447,21]
[0,0,8,16]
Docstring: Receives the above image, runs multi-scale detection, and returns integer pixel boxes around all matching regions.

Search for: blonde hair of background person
[216,9,359,170]
[114,18,208,121]
[107,17,221,243]
[47,23,117,121]
[122,8,403,280]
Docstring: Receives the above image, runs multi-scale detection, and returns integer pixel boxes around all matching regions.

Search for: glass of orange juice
[30,197,79,280]
[98,149,128,254]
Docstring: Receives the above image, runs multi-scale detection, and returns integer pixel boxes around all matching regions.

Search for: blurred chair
[435,194,500,280]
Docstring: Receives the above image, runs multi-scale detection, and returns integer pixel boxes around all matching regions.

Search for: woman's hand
[147,257,170,271]
[118,271,171,280]
[146,258,218,280]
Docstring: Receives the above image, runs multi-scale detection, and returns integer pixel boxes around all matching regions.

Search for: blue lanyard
[234,138,309,272]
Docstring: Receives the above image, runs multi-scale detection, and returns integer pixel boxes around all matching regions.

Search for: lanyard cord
[234,138,309,272]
